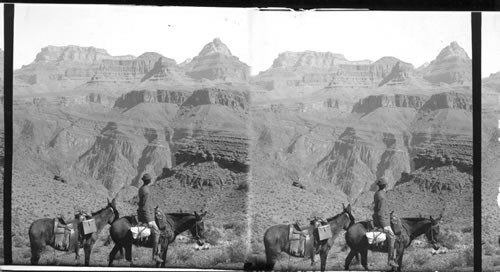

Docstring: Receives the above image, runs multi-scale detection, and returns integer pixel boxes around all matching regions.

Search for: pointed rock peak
[435,41,470,61]
[198,38,232,57]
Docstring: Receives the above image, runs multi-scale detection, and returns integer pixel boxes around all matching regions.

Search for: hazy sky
[483,13,500,78]
[15,5,471,75]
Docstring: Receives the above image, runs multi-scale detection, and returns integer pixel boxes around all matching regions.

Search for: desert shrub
[484,242,495,256]
[204,227,223,245]
[175,247,192,262]
[227,240,248,263]
[232,221,247,237]
[236,180,249,192]
[461,226,473,233]
[210,250,229,266]
[439,229,462,249]
[447,246,474,269]
[410,251,429,267]
[463,246,474,267]
[13,235,25,248]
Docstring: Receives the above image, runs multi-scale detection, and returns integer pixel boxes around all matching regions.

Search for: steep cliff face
[352,94,428,114]
[252,90,472,203]
[185,38,250,82]
[422,42,472,84]
[75,122,172,192]
[113,89,191,109]
[14,86,250,193]
[421,92,472,111]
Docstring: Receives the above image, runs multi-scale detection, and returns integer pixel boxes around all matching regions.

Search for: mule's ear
[107,198,111,205]
[430,216,435,224]
[194,211,199,217]
[342,203,346,210]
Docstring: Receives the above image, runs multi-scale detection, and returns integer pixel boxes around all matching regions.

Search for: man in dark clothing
[138,173,163,263]
[373,177,398,268]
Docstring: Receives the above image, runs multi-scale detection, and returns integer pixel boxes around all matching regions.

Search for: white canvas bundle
[365,231,386,244]
[130,226,151,240]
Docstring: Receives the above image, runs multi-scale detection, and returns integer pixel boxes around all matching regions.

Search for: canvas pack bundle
[365,231,386,245]
[288,225,311,257]
[82,219,97,235]
[130,226,151,240]
[53,220,74,251]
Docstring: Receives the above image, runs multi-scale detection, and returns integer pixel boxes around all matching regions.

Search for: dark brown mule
[263,204,355,271]
[28,198,120,265]
[344,215,442,271]
[108,210,207,268]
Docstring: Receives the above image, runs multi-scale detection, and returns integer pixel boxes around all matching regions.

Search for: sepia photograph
[7,4,475,271]
[481,12,500,271]
[245,11,473,271]
[12,4,251,268]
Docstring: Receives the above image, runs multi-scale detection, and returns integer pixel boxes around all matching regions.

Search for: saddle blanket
[130,226,151,240]
[366,231,386,244]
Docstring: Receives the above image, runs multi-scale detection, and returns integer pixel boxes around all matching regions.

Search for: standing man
[138,173,163,263]
[373,177,398,268]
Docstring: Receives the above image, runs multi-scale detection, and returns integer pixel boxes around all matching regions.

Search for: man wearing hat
[373,177,398,268]
[138,173,163,263]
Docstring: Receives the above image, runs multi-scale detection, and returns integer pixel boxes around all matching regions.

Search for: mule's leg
[396,250,404,272]
[310,247,315,266]
[124,243,133,266]
[84,241,95,266]
[319,247,331,272]
[74,244,81,266]
[344,250,357,270]
[30,243,43,265]
[108,244,122,266]
[161,244,169,268]
[360,249,369,270]
[264,245,278,271]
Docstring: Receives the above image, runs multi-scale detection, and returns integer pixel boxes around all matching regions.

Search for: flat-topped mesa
[34,45,112,63]
[186,38,250,82]
[423,41,472,85]
[271,51,349,70]
[90,52,177,83]
[254,51,414,90]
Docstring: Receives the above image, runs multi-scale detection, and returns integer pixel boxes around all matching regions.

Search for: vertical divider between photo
[471,11,481,272]
[3,3,13,266]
